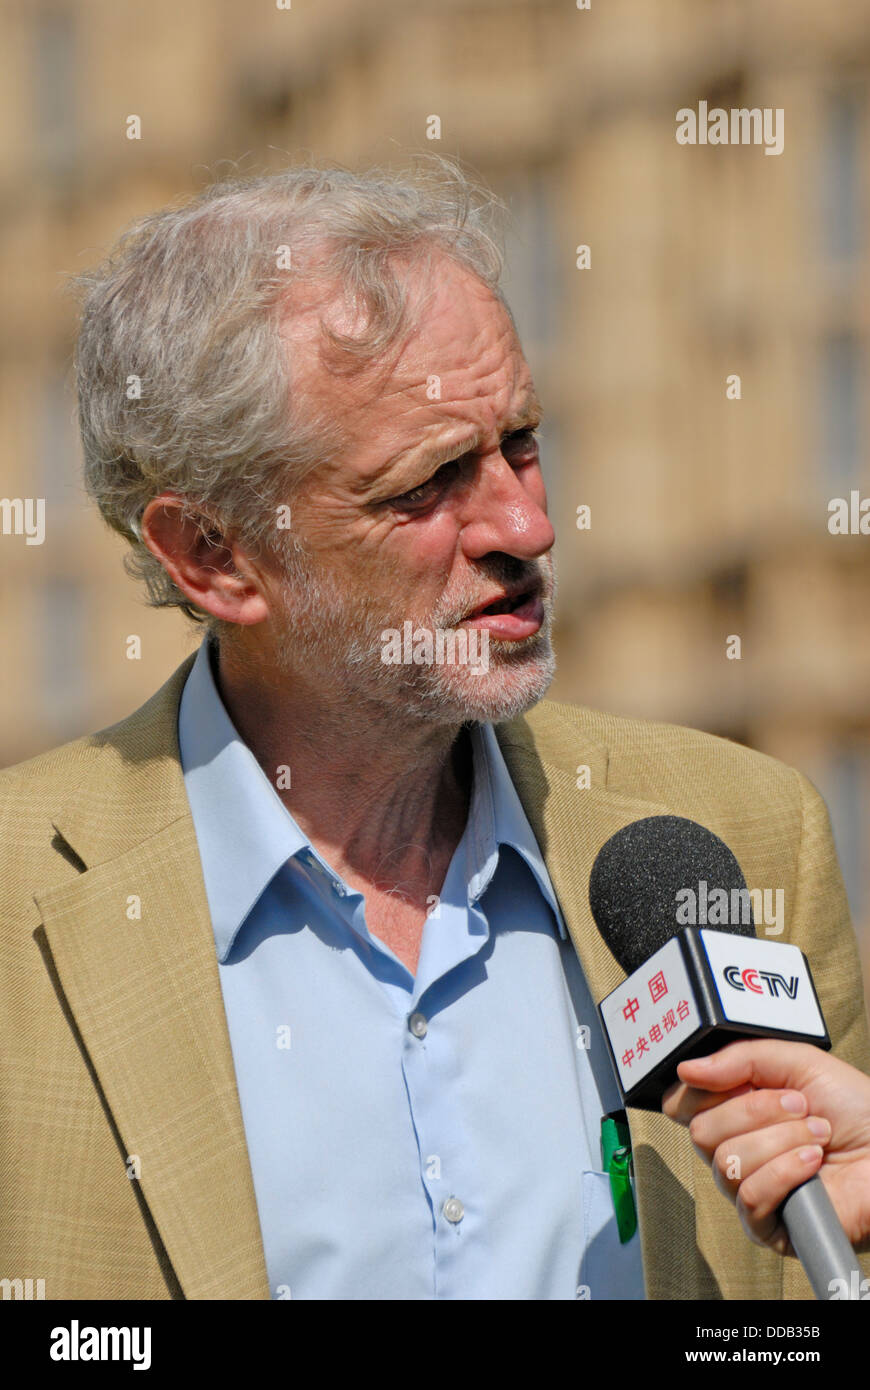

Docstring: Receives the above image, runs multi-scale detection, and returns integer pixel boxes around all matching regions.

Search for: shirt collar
[178,637,566,961]
[178,636,308,961]
[467,722,567,938]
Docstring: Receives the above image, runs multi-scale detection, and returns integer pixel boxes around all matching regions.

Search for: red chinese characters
[618,997,693,1072]
[622,996,640,1023]
[648,970,668,1004]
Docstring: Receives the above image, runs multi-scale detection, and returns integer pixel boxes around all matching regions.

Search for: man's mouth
[474,591,529,616]
[460,588,545,640]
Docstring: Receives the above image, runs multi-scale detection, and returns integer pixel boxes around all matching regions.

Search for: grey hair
[68,155,511,623]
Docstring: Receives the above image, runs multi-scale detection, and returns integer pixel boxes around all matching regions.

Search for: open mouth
[459,588,545,640]
[470,589,535,619]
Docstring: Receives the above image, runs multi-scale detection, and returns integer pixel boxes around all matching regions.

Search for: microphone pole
[782,1179,861,1300]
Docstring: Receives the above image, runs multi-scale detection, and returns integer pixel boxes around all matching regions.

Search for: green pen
[600,1110,637,1244]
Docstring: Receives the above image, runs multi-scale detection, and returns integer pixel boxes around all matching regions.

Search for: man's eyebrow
[410,396,545,476]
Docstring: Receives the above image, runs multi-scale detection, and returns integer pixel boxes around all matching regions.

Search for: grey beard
[269,541,558,727]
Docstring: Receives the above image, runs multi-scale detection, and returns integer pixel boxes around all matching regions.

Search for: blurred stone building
[1,0,868,977]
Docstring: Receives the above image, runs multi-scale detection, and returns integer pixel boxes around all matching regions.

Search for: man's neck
[211,636,473,907]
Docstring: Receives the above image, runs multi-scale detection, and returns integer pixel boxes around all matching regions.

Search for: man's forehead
[281,251,540,476]
[284,248,516,383]
[387,376,540,450]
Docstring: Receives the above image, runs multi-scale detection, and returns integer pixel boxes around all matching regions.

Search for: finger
[688,1088,812,1156]
[663,1078,753,1125]
[676,1039,821,1096]
[736,1145,825,1251]
[708,1118,831,1201]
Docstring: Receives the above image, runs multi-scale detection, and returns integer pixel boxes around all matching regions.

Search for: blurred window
[811,742,870,939]
[33,7,77,176]
[819,331,864,491]
[498,166,559,350]
[38,365,80,511]
[38,577,90,736]
[821,89,864,263]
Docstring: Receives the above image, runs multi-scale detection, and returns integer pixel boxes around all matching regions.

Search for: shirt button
[408,1012,428,1038]
[443,1197,464,1224]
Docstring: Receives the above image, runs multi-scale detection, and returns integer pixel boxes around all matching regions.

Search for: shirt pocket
[578,1170,646,1300]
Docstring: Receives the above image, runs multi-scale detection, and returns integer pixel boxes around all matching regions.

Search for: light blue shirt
[178,637,645,1300]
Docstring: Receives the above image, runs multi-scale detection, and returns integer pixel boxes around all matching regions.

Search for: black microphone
[590,815,829,1108]
[589,814,860,1300]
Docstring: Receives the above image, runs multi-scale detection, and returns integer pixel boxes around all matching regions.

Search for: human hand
[662,1039,870,1255]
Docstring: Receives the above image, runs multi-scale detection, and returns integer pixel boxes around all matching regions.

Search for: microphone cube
[598,928,830,1110]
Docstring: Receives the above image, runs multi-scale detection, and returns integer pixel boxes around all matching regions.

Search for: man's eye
[386,430,539,513]
[388,460,459,512]
[501,427,540,465]
[392,479,440,509]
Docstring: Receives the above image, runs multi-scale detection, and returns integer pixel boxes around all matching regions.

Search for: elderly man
[2,162,869,1302]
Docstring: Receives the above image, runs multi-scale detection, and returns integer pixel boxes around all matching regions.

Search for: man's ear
[141,493,269,626]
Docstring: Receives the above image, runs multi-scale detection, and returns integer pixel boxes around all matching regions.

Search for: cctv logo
[723,966,799,1000]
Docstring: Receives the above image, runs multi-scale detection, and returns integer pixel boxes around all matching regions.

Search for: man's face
[264,251,557,725]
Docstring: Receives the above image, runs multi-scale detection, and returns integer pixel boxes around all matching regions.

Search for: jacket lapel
[497,707,719,1300]
[34,656,270,1300]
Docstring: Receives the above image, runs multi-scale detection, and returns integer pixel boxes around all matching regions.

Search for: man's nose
[459,452,555,562]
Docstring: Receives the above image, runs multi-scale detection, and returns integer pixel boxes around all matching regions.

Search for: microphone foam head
[588,814,755,973]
